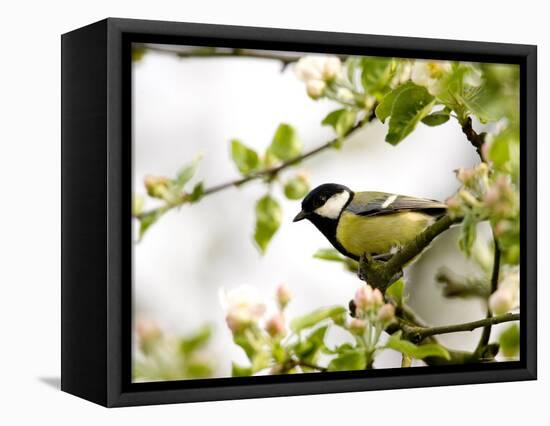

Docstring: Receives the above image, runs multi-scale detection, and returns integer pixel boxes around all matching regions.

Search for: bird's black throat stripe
[308,194,360,261]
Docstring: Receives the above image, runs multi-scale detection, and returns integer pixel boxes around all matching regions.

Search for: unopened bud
[276,284,292,310]
[445,195,463,218]
[321,57,342,81]
[483,186,500,207]
[144,175,170,198]
[265,313,286,337]
[306,79,326,99]
[377,303,396,323]
[494,220,510,237]
[354,285,374,315]
[456,168,475,184]
[372,288,384,307]
[349,318,366,333]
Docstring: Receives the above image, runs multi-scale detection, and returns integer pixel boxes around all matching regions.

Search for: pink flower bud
[276,284,292,309]
[354,285,374,314]
[377,304,396,323]
[265,312,286,337]
[456,168,475,183]
[483,186,500,207]
[494,220,510,237]
[372,288,384,307]
[349,318,366,333]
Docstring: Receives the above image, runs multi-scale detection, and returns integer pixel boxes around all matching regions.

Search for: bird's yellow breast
[336,211,434,257]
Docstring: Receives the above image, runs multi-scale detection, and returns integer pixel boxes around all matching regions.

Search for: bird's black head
[293,183,353,222]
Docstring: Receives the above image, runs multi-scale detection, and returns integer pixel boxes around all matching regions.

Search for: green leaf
[292,326,328,364]
[385,84,435,145]
[313,248,358,272]
[272,342,287,364]
[327,349,366,371]
[290,306,347,333]
[185,361,213,378]
[231,362,253,377]
[138,210,164,240]
[180,325,212,355]
[376,83,412,123]
[421,110,450,126]
[283,176,309,200]
[233,332,257,359]
[188,182,204,202]
[251,351,272,373]
[269,123,303,161]
[386,332,450,360]
[132,194,144,217]
[385,279,406,306]
[231,139,261,175]
[322,109,357,137]
[459,212,477,257]
[360,57,395,99]
[499,323,520,358]
[173,156,201,190]
[313,248,347,262]
[254,195,282,253]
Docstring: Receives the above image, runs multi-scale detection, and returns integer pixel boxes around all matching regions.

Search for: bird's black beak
[293,210,308,222]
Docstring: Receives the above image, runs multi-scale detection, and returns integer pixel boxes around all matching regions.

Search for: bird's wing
[346,192,447,217]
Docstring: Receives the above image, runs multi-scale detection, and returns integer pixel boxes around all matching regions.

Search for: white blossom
[294,55,342,99]
[219,285,266,333]
[411,60,452,96]
[306,79,326,99]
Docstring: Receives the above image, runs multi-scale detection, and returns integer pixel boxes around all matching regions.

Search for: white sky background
[132,46,501,377]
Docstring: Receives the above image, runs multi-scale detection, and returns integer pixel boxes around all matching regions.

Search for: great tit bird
[293,183,447,261]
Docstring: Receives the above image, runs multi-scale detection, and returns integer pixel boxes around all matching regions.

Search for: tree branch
[358,215,461,292]
[402,312,518,342]
[474,237,501,356]
[461,116,487,162]
[436,267,490,299]
[136,119,370,222]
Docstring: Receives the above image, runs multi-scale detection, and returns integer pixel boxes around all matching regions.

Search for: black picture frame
[61,17,537,407]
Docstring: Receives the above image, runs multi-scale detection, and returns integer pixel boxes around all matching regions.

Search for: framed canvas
[61,18,537,407]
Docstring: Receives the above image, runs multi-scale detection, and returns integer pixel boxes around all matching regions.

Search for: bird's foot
[358,253,403,293]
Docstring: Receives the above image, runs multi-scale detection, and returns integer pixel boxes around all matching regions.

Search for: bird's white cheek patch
[315,191,350,219]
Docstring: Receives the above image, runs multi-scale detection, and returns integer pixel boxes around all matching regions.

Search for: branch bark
[136,120,370,221]
[461,116,487,161]
[474,237,501,356]
[402,312,518,342]
[359,215,461,292]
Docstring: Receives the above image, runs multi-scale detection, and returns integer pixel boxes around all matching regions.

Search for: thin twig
[474,237,501,355]
[461,116,487,162]
[403,312,518,341]
[136,121,368,221]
